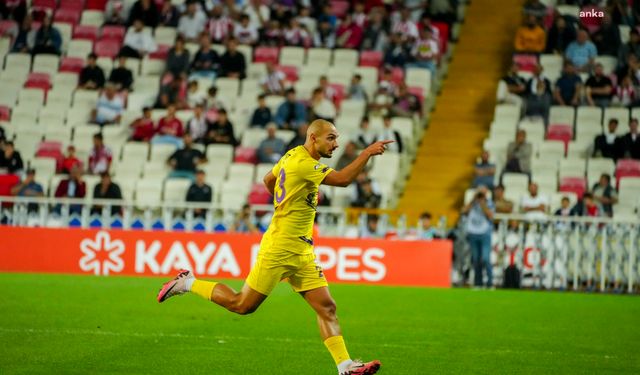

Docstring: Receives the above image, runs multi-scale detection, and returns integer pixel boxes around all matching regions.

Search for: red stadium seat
[408,86,425,105]
[94,39,121,58]
[149,44,171,60]
[513,54,538,72]
[25,73,52,92]
[330,1,350,18]
[73,25,99,42]
[329,83,345,107]
[85,0,108,10]
[547,124,573,148]
[432,22,449,53]
[277,65,298,82]
[0,105,10,121]
[0,20,18,37]
[359,51,383,68]
[615,159,640,185]
[36,142,65,171]
[54,9,81,25]
[59,0,85,11]
[59,57,85,73]
[32,0,57,12]
[100,25,126,42]
[0,174,20,197]
[234,147,258,164]
[559,177,587,198]
[247,183,272,205]
[254,47,279,64]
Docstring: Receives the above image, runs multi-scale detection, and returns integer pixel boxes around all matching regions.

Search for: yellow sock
[190,280,217,301]
[324,336,350,365]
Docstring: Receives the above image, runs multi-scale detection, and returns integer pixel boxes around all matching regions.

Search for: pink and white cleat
[157,269,194,303]
[341,360,381,375]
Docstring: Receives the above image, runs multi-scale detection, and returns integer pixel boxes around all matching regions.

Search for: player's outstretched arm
[263,171,276,195]
[322,140,393,187]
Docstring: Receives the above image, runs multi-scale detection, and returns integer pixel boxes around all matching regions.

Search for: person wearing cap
[108,55,134,91]
[61,145,82,174]
[257,123,285,163]
[79,53,106,90]
[91,83,125,125]
[11,168,44,213]
[91,172,123,216]
[186,169,212,218]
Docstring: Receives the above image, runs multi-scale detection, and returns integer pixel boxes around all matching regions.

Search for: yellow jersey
[261,146,334,254]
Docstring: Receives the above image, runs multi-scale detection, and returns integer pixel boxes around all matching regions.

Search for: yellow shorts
[246,249,328,296]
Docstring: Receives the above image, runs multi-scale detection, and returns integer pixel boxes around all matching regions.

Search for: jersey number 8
[275,169,286,203]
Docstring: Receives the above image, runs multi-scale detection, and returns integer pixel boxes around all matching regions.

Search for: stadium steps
[399,0,522,224]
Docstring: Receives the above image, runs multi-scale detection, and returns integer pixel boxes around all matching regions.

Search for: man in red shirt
[152,104,185,148]
[130,107,155,142]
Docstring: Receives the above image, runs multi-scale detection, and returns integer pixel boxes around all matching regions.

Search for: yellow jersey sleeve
[299,158,334,185]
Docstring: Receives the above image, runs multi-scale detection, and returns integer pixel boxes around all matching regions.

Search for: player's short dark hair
[420,212,432,220]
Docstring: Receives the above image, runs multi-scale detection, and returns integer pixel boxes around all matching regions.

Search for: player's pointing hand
[365,140,394,156]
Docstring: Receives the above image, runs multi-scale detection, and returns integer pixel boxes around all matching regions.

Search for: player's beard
[319,147,335,158]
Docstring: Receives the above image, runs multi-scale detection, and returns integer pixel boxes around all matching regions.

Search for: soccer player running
[157,119,391,374]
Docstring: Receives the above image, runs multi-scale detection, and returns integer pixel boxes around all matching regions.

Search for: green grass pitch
[0,273,638,374]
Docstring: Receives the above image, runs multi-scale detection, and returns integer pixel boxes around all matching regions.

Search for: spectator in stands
[108,55,134,92]
[347,74,367,101]
[186,169,212,218]
[296,9,316,37]
[498,63,527,107]
[275,88,307,130]
[336,14,363,49]
[186,103,208,143]
[361,9,387,52]
[314,19,336,48]
[616,54,640,85]
[0,126,5,144]
[153,104,184,147]
[104,0,128,26]
[243,0,270,30]
[418,212,440,240]
[158,0,179,28]
[88,133,113,175]
[155,76,187,109]
[408,27,439,78]
[9,14,34,53]
[177,0,207,43]
[514,14,546,54]
[91,172,122,216]
[167,134,205,180]
[493,185,514,214]
[127,0,159,28]
[219,38,246,79]
[473,151,495,190]
[393,7,419,43]
[360,215,386,239]
[286,123,308,151]
[318,76,336,102]
[250,94,272,128]
[54,166,86,214]
[130,107,155,142]
[565,28,597,72]
[592,13,620,57]
[619,29,640,67]
[380,115,403,153]
[554,196,572,217]
[337,141,358,170]
[205,86,225,112]
[10,169,44,211]
[205,109,237,146]
[186,80,206,108]
[417,14,440,41]
[384,32,411,67]
[354,117,378,149]
[591,173,618,217]
[571,192,603,217]
[520,182,549,220]
[525,68,552,124]
[585,63,614,107]
[261,19,284,46]
[392,83,421,117]
[232,204,259,233]
[309,88,336,122]
[32,12,61,55]
[91,83,125,125]
[614,75,636,107]
[553,62,582,106]
[260,62,286,95]
[505,129,532,175]
[352,177,381,209]
[379,68,398,96]
[352,2,367,28]
[207,5,233,44]
[545,15,576,54]
[121,18,158,59]
[523,0,547,21]
[190,34,219,81]
[79,53,106,90]
[234,13,259,45]
[257,124,285,163]
[461,186,495,288]
[166,36,191,80]
[61,145,82,174]
[617,118,640,159]
[369,86,394,117]
[593,118,620,159]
